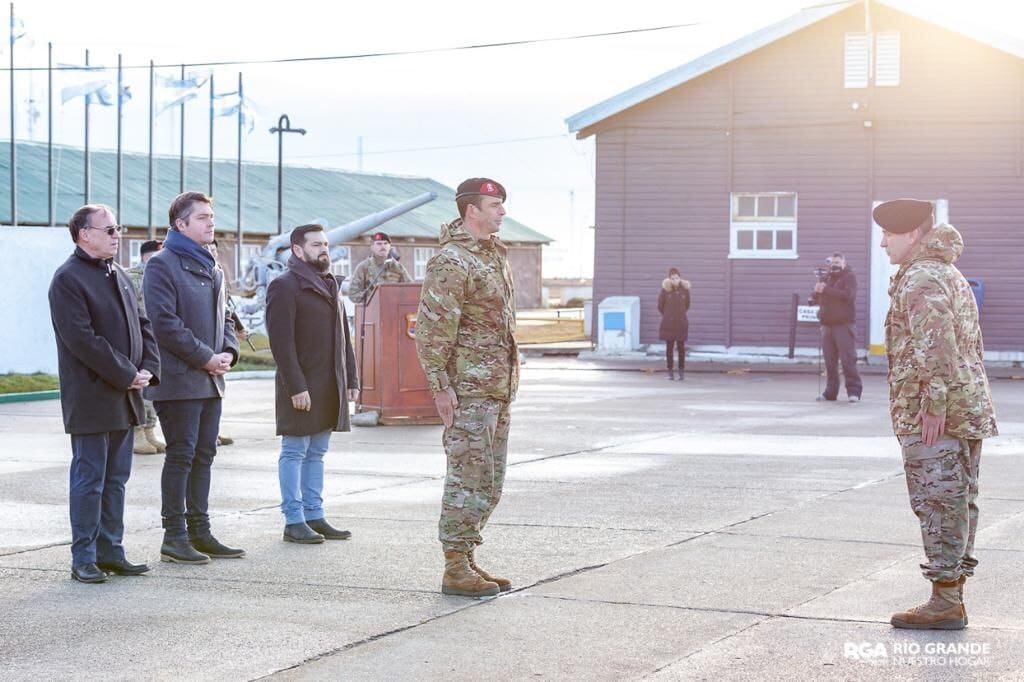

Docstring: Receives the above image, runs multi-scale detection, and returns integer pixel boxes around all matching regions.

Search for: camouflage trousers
[439,398,511,553]
[899,435,982,583]
[135,399,158,430]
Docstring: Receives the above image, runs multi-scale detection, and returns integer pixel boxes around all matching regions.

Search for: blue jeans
[69,430,133,567]
[278,430,331,525]
[155,398,222,541]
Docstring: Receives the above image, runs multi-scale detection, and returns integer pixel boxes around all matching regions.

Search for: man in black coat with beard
[265,224,359,544]
[48,204,161,583]
[813,252,863,402]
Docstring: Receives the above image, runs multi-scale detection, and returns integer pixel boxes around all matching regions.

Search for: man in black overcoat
[144,192,242,564]
[265,224,358,543]
[48,204,161,583]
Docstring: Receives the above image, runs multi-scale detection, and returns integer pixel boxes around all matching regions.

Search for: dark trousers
[665,340,686,372]
[69,430,133,567]
[822,324,862,399]
[155,398,222,541]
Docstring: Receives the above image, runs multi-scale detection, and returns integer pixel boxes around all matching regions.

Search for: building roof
[0,141,551,244]
[566,0,1024,136]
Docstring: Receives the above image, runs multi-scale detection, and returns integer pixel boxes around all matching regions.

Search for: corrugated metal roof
[566,0,1024,136]
[0,141,552,244]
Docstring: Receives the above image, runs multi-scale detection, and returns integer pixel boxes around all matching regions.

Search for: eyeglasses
[87,225,124,237]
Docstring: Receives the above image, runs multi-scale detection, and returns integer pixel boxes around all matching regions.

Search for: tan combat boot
[144,426,166,453]
[133,427,158,455]
[890,580,966,630]
[442,551,500,597]
[468,550,512,592]
[958,575,968,626]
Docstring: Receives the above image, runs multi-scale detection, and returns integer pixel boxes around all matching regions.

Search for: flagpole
[147,60,154,240]
[9,1,16,227]
[235,72,243,278]
[47,41,53,226]
[208,73,213,196]
[179,64,185,192]
[116,53,123,223]
[83,49,91,204]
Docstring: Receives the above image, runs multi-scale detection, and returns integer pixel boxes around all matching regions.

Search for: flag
[215,92,257,134]
[155,71,210,115]
[60,64,110,104]
[95,84,132,107]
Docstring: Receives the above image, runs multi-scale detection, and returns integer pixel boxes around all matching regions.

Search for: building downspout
[726,68,735,348]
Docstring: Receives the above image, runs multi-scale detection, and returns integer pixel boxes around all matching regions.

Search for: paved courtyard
[0,360,1021,680]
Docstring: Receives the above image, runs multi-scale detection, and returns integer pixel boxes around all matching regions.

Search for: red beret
[371,232,390,243]
[873,199,933,234]
[455,177,507,203]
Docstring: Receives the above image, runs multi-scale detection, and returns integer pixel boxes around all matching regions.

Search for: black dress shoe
[71,563,107,583]
[191,534,246,558]
[97,558,151,576]
[306,518,352,540]
[283,522,325,544]
[160,539,211,565]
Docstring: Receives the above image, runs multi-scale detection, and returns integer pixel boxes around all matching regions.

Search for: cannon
[233,191,436,331]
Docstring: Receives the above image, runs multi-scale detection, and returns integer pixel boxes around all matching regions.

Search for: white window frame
[239,244,263,273]
[128,239,143,266]
[414,247,436,280]
[729,192,798,260]
[331,246,352,278]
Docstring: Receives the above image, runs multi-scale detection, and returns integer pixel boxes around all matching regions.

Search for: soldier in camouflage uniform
[347,231,412,304]
[415,178,518,598]
[875,199,997,630]
[125,240,166,455]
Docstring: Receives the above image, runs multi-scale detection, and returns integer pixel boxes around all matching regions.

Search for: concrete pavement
[0,361,1022,680]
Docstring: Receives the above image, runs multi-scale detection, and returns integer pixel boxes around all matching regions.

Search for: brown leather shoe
[441,551,499,597]
[469,550,511,592]
[891,580,966,630]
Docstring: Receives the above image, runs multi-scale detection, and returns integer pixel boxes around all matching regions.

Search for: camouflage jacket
[125,262,147,315]
[347,255,411,304]
[415,218,519,402]
[885,223,997,439]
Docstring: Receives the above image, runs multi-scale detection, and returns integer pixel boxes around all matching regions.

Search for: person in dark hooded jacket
[813,252,862,402]
[658,268,691,380]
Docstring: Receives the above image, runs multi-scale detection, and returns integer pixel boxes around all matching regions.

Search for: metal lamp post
[269,114,307,235]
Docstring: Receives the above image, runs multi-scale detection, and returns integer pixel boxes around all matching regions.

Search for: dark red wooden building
[569,0,1024,359]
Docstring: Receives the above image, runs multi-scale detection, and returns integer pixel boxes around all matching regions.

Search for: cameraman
[813,252,862,402]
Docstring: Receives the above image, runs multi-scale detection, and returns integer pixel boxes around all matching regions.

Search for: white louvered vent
[844,33,870,88]
[875,31,901,86]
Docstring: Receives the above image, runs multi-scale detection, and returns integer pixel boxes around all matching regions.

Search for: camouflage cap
[873,199,933,234]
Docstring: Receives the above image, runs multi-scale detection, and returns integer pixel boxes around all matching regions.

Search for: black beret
[371,232,390,243]
[873,199,933,234]
[140,239,162,256]
[455,178,507,203]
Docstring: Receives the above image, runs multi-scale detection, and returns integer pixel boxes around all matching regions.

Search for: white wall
[0,226,76,374]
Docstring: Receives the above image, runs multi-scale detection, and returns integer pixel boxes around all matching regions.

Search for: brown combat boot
[144,426,166,453]
[890,580,966,630]
[442,551,499,597]
[133,428,159,455]
[468,550,512,592]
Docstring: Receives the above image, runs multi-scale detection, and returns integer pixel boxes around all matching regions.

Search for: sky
[5,0,1024,277]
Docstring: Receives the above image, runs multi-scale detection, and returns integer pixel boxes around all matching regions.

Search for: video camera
[809,257,842,304]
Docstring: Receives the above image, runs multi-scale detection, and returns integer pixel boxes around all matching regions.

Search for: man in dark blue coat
[48,204,161,583]
[144,192,242,564]
[265,224,359,544]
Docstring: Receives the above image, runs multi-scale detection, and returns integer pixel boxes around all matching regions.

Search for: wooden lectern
[354,282,440,424]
